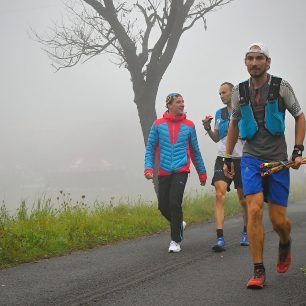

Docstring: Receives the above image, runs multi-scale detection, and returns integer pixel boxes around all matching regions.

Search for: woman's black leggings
[158,172,188,243]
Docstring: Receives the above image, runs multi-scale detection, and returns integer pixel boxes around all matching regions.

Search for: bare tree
[34,0,232,146]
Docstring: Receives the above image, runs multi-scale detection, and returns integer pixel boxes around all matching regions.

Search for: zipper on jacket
[171,117,175,169]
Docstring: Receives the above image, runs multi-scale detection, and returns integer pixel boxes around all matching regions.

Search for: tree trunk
[134,85,159,145]
[134,82,160,195]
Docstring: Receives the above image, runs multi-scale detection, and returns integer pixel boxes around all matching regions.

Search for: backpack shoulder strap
[220,107,229,120]
[239,80,250,105]
[268,76,282,101]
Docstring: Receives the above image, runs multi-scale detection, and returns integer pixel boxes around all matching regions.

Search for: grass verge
[0,186,304,270]
[0,191,240,269]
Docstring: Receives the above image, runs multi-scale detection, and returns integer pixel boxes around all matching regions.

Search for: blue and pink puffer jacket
[144,112,207,183]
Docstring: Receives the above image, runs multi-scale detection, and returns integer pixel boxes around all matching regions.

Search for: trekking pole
[260,157,306,176]
[260,161,285,168]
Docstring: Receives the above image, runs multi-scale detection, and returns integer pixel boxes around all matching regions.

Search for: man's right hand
[202,115,213,131]
[145,172,154,180]
[223,157,235,179]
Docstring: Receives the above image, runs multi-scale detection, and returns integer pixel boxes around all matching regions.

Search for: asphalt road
[1,202,306,306]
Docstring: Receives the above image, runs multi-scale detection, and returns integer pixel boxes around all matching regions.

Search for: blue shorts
[241,156,290,207]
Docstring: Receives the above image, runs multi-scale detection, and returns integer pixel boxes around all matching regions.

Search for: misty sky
[1,0,306,210]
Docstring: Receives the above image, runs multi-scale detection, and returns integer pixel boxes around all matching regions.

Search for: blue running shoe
[212,237,225,252]
[240,231,249,246]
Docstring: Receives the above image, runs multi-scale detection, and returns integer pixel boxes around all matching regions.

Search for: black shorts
[211,156,242,192]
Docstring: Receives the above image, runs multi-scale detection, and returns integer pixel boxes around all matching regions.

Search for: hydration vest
[217,107,230,139]
[238,76,285,140]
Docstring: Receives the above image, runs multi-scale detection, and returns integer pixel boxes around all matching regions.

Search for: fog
[1,0,306,211]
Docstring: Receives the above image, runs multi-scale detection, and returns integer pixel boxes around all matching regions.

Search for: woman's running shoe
[168,241,181,253]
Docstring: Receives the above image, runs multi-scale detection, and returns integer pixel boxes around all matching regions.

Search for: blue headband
[167,92,179,97]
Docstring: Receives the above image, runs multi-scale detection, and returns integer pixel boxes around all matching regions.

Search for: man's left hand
[291,155,303,169]
[291,145,304,169]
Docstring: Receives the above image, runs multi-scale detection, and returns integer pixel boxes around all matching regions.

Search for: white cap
[245,42,270,58]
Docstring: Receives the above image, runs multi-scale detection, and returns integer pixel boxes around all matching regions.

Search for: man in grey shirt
[224,43,305,289]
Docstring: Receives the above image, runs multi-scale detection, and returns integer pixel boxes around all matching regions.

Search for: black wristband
[292,148,302,161]
[294,144,304,152]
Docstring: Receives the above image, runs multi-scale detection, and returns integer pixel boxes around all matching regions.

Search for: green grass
[0,191,240,269]
[0,186,304,270]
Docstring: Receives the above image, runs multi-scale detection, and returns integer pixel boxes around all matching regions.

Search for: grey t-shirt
[231,75,302,161]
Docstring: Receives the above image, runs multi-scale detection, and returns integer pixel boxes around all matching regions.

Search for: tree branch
[34,0,233,81]
[183,0,233,32]
[136,3,156,68]
[147,1,183,77]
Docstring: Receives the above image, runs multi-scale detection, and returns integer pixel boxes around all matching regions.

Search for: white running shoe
[168,240,181,253]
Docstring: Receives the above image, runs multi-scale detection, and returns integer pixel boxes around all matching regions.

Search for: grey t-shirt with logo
[231,75,302,161]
